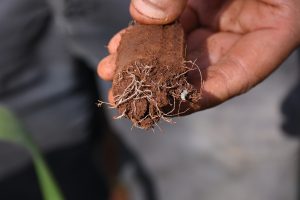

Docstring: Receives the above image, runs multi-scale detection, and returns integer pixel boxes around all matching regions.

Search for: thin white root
[183,59,204,97]
[97,100,115,109]
[98,60,201,130]
[113,109,127,119]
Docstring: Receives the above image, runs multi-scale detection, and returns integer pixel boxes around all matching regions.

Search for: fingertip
[130,3,164,24]
[108,29,127,54]
[180,5,199,34]
[130,0,187,25]
[97,54,117,81]
[108,89,115,105]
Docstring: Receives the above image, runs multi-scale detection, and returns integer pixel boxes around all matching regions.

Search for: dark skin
[98,0,300,113]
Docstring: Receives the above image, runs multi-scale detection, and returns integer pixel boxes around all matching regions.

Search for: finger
[186,29,241,90]
[130,0,187,25]
[186,30,241,67]
[186,29,215,69]
[197,29,297,110]
[97,54,117,81]
[184,0,223,30]
[108,29,128,54]
[108,89,115,105]
[180,4,199,34]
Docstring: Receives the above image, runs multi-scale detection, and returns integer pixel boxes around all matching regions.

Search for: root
[114,63,154,108]
[99,60,202,130]
[183,59,204,97]
[97,100,115,109]
[113,109,127,120]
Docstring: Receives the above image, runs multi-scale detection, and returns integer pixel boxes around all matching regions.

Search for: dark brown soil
[112,23,201,130]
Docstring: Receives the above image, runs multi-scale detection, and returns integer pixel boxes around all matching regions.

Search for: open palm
[179,0,300,110]
[98,0,300,112]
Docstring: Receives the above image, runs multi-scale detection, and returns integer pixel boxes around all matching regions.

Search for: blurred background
[0,0,299,200]
[111,50,300,200]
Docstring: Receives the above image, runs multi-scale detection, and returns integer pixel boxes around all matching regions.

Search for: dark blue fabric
[0,0,130,199]
[0,0,130,173]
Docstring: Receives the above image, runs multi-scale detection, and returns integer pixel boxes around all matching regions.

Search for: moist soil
[112,23,201,130]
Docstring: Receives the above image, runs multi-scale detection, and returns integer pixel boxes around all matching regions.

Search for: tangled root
[98,60,202,130]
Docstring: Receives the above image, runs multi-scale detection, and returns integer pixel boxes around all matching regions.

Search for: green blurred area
[0,106,64,200]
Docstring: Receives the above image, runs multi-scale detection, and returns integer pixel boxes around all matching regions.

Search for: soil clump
[112,23,201,129]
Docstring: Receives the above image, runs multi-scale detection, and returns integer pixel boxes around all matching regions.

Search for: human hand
[98,0,300,112]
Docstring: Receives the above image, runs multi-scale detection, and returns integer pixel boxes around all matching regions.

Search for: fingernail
[132,0,168,19]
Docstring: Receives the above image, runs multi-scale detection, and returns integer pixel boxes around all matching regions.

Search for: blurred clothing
[281,50,300,137]
[0,0,130,199]
[0,142,109,199]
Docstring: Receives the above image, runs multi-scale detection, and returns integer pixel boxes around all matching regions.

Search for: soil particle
[112,23,201,129]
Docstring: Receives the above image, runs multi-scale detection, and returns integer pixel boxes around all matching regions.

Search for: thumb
[130,0,187,25]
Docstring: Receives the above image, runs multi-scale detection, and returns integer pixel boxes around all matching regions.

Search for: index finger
[107,29,128,54]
